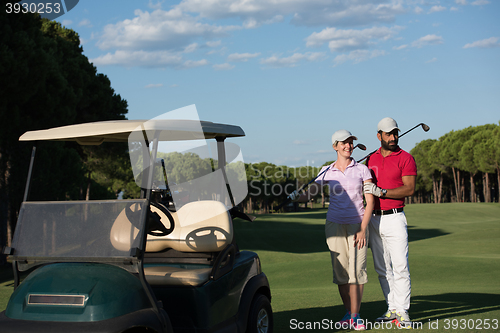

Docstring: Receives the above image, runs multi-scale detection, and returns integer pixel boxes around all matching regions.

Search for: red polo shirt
[366,147,417,210]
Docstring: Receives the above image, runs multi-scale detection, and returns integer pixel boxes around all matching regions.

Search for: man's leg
[369,216,393,308]
[380,213,411,313]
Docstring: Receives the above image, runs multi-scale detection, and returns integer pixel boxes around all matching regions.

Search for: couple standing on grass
[291,117,417,330]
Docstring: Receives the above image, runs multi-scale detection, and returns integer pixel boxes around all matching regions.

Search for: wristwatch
[381,189,387,197]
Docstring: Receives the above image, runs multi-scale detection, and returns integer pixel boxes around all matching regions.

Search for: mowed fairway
[234,203,500,332]
[1,203,499,332]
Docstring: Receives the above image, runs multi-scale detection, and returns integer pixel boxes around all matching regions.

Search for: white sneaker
[395,311,412,329]
[376,309,397,323]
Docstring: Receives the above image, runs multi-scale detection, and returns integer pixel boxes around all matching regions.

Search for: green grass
[233,203,500,332]
[1,203,500,332]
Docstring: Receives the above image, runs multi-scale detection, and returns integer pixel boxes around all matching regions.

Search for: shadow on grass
[234,213,450,254]
[411,293,500,321]
[407,225,449,242]
[274,293,500,332]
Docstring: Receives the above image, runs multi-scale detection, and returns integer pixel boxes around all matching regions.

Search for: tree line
[410,123,500,204]
[0,6,130,264]
[240,123,500,214]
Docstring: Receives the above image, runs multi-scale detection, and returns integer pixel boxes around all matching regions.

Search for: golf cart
[0,116,272,333]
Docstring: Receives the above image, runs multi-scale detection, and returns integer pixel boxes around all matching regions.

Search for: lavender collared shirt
[315,159,372,224]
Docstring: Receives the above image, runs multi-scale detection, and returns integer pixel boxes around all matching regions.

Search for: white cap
[377,117,400,133]
[332,129,357,145]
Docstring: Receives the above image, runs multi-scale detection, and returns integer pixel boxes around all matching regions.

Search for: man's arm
[384,175,416,199]
[363,175,416,199]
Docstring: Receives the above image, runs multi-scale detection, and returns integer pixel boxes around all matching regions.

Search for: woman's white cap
[332,129,357,145]
[377,117,400,133]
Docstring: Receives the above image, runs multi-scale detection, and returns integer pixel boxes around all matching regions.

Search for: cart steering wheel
[125,202,175,237]
[148,202,175,237]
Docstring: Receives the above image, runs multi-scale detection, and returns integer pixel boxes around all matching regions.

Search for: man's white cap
[377,117,400,133]
[332,129,357,145]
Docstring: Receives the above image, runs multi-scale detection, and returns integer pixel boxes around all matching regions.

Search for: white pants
[369,212,411,313]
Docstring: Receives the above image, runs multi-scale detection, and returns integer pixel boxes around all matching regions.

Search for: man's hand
[364,182,383,197]
[289,190,300,201]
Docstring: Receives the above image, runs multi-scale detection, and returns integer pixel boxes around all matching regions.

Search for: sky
[30,0,500,167]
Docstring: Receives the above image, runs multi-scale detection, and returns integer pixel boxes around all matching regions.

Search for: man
[363,117,417,329]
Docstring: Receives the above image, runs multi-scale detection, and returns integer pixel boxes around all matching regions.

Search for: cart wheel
[247,294,273,333]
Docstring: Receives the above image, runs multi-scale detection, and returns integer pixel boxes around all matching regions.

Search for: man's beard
[381,138,398,151]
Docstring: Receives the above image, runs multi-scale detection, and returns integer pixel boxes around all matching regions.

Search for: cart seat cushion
[144,265,212,286]
[110,200,233,253]
[146,201,233,253]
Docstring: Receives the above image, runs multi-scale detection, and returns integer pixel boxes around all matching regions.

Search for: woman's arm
[354,180,375,249]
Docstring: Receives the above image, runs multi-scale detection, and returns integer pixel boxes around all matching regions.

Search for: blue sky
[41,0,500,167]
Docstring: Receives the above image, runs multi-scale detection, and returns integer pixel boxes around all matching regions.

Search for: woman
[299,129,374,330]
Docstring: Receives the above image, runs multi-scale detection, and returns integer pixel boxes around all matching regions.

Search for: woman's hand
[353,228,367,249]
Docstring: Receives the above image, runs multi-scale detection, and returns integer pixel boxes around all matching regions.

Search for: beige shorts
[325,221,368,285]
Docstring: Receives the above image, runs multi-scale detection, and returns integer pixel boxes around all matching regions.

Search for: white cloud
[91,50,183,68]
[227,52,261,62]
[426,57,438,63]
[471,0,490,5]
[145,83,163,88]
[182,59,209,68]
[148,0,164,10]
[207,47,227,55]
[333,49,386,65]
[91,1,416,68]
[213,63,235,70]
[450,7,459,11]
[61,19,72,26]
[97,9,240,51]
[178,0,407,27]
[306,26,403,53]
[184,43,198,53]
[463,37,500,49]
[411,34,444,48]
[206,40,222,47]
[393,44,408,50]
[455,0,467,5]
[243,15,284,29]
[414,6,424,14]
[78,19,92,27]
[260,52,326,68]
[428,6,446,14]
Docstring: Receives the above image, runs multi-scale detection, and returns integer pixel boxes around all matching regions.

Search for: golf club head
[421,123,430,132]
[355,143,367,151]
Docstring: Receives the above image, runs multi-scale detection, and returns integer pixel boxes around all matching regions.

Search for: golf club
[354,143,367,151]
[357,122,430,163]
[274,143,367,212]
[400,123,430,137]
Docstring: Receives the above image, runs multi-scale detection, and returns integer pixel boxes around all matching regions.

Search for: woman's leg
[350,283,364,315]
[339,284,351,312]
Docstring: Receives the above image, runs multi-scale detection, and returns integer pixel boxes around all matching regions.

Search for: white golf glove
[364,182,382,197]
[289,190,300,201]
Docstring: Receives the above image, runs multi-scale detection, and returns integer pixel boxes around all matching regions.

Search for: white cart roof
[19,119,245,145]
